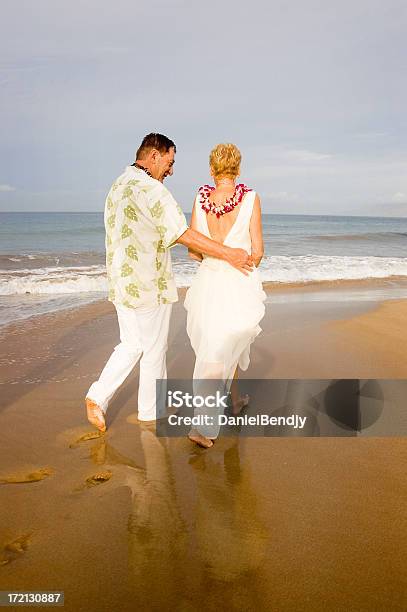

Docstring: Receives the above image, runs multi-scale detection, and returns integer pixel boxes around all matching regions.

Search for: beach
[2,0,407,607]
[1,281,407,611]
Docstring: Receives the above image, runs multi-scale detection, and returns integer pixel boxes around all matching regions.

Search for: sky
[1,0,406,216]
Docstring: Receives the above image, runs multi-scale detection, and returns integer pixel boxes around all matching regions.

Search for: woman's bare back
[205,186,243,244]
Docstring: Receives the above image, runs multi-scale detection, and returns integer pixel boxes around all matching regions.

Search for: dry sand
[0,283,406,611]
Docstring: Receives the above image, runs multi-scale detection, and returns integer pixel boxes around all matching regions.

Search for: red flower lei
[199,184,252,218]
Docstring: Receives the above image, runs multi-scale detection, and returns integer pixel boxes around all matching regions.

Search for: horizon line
[0,211,406,220]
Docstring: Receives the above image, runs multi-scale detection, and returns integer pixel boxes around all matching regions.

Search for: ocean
[1,211,407,327]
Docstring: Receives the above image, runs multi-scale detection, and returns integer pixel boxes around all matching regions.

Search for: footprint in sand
[0,467,53,485]
[85,471,113,487]
[69,429,143,471]
[72,470,113,492]
[69,430,105,448]
[0,533,33,566]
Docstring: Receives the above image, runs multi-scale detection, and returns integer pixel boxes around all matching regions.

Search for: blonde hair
[209,143,241,180]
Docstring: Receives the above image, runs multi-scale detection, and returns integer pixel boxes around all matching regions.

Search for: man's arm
[176,228,253,275]
[188,203,203,262]
[153,184,253,274]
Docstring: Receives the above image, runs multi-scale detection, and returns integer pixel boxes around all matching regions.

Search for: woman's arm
[188,200,203,262]
[249,194,264,267]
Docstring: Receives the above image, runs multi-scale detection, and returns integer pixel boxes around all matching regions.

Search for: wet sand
[0,282,407,611]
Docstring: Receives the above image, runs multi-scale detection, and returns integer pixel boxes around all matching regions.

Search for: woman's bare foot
[86,398,106,433]
[231,394,250,415]
[188,429,214,448]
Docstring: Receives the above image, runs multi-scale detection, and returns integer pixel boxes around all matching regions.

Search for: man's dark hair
[136,133,176,159]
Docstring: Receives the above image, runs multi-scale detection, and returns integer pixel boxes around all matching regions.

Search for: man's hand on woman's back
[177,228,253,275]
[224,247,254,276]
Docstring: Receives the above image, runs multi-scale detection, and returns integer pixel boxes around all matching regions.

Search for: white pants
[87,302,172,421]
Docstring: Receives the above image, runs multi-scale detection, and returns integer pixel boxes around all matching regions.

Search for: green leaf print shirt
[105,166,188,308]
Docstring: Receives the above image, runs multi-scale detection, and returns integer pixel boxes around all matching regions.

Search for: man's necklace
[132,162,153,178]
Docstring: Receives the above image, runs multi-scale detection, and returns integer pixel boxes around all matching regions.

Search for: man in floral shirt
[104,159,188,309]
[86,133,252,431]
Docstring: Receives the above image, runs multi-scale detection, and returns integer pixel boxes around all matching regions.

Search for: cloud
[392,192,407,203]
[1,1,407,216]
[369,199,407,217]
[264,191,299,202]
[282,149,333,162]
[0,184,15,192]
[352,131,388,139]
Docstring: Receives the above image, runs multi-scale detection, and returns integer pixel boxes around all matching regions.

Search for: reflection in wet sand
[191,440,271,610]
[88,437,141,470]
[77,429,272,609]
[121,429,269,609]
[125,428,188,610]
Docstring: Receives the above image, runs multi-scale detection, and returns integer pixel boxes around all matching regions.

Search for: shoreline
[3,275,407,332]
[262,274,407,293]
[1,279,406,387]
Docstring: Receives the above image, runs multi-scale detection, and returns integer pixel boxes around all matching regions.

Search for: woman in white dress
[184,143,266,448]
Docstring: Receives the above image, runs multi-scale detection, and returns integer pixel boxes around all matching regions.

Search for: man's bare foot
[231,394,250,415]
[86,398,106,433]
[188,429,214,449]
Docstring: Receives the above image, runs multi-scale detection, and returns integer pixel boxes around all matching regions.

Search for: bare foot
[231,394,250,415]
[86,398,106,433]
[188,430,214,449]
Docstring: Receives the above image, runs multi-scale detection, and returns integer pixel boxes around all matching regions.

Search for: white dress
[184,189,266,388]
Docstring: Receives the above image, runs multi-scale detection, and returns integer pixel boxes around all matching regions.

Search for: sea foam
[1,255,407,295]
